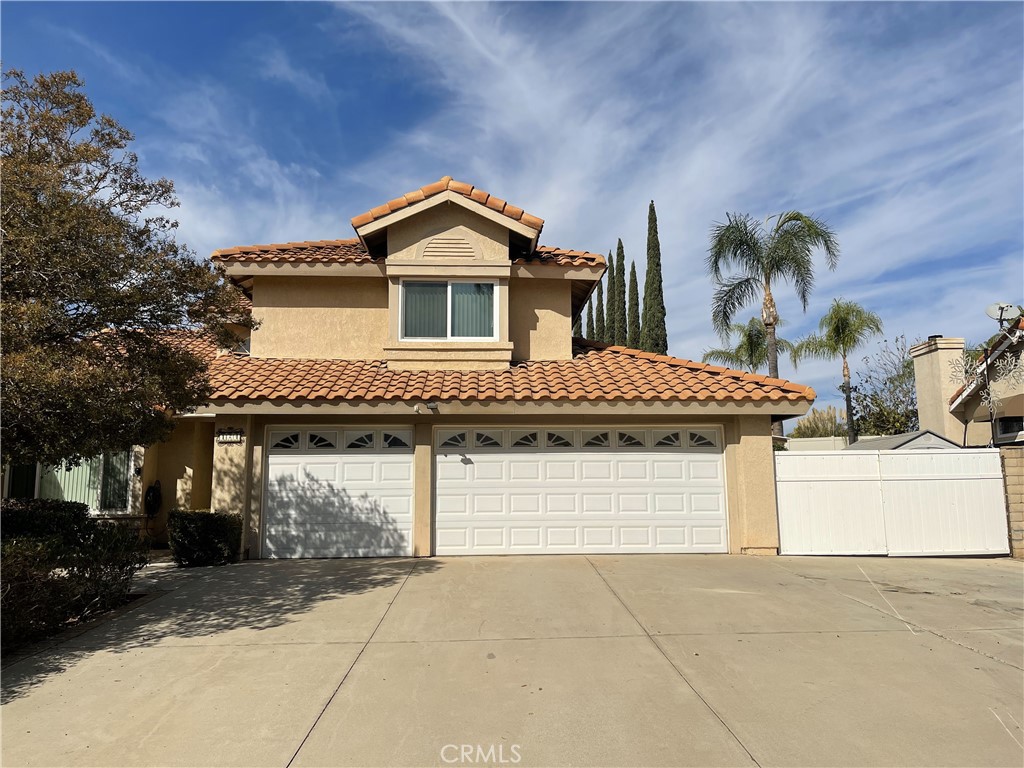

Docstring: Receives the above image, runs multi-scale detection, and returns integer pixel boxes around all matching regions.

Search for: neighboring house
[137,177,815,557]
[911,319,1024,447]
[841,430,960,451]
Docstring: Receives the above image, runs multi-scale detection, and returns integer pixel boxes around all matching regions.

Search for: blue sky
[5,1,1023,417]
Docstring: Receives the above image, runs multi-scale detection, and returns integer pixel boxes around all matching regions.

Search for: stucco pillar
[211,415,254,550]
[726,415,780,555]
[412,422,434,557]
[190,421,215,510]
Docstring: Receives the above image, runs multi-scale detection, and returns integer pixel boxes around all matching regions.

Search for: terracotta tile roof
[206,340,814,404]
[521,246,606,267]
[159,330,220,363]
[210,239,604,268]
[350,176,544,232]
[211,239,376,265]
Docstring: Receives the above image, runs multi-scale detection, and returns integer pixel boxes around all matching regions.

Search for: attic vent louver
[423,235,475,259]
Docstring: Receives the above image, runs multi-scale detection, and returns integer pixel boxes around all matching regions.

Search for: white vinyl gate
[776,450,1009,556]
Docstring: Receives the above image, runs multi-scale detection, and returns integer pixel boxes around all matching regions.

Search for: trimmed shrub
[167,509,242,567]
[70,522,150,613]
[1,498,92,551]
[0,499,149,650]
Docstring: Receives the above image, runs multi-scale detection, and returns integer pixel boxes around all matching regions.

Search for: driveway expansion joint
[284,558,420,768]
[583,556,763,768]
[771,559,1024,671]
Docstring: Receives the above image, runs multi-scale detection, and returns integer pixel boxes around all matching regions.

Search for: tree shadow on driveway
[1,556,440,704]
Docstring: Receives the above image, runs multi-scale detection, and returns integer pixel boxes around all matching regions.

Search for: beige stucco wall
[724,415,781,555]
[190,421,215,510]
[250,276,389,359]
[145,421,198,544]
[387,203,509,263]
[509,277,572,361]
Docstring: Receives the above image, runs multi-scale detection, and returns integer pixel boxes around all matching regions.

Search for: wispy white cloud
[333,1,1022,413]
[258,45,334,103]
[45,2,1021,421]
[51,25,148,83]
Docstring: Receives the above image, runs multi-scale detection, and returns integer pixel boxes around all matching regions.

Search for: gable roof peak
[350,176,545,234]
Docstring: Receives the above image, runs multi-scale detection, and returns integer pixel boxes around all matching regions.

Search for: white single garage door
[263,427,414,558]
[434,426,728,555]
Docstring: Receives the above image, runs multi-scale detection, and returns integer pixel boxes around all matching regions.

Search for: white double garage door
[263,425,727,558]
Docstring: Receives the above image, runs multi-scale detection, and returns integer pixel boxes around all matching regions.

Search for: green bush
[167,509,242,567]
[1,498,92,550]
[1,538,78,647]
[0,499,149,650]
[70,522,150,613]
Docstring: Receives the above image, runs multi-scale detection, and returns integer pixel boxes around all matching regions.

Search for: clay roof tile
[205,340,814,406]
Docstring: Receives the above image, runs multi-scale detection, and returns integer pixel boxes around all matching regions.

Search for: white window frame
[398,278,499,342]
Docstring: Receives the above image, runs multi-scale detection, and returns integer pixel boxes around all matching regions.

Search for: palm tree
[797,298,883,443]
[707,211,840,436]
[702,317,801,374]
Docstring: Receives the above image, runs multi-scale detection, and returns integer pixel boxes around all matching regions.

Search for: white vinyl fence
[776,450,1009,556]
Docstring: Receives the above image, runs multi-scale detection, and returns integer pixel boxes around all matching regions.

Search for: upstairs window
[401,281,495,341]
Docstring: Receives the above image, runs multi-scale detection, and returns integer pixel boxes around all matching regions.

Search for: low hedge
[167,509,242,567]
[1,499,149,650]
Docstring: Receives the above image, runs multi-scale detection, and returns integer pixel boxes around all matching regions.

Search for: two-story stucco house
[139,177,815,559]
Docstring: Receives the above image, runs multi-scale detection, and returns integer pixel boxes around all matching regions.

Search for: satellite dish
[985,302,1020,324]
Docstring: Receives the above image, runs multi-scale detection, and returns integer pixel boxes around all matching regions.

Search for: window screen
[403,282,447,338]
[450,283,493,338]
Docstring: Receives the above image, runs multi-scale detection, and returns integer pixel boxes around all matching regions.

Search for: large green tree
[706,210,840,435]
[627,261,641,349]
[640,201,667,354]
[612,239,627,346]
[595,282,606,342]
[702,318,800,373]
[604,252,616,344]
[797,299,883,443]
[586,300,595,339]
[1,70,249,466]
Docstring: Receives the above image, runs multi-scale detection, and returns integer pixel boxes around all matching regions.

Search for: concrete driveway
[2,555,1022,767]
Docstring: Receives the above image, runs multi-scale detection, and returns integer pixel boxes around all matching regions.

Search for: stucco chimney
[909,336,968,444]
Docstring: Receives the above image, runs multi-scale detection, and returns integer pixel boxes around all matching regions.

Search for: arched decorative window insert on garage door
[436,428,722,452]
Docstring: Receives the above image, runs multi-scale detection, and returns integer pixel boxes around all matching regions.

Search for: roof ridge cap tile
[350,176,544,233]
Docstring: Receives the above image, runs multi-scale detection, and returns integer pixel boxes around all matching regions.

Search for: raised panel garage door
[434,427,728,555]
[262,428,414,558]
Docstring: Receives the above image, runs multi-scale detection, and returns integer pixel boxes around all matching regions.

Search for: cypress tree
[595,281,606,342]
[613,239,627,346]
[604,252,616,344]
[572,315,582,337]
[586,300,595,339]
[627,260,641,349]
[639,200,668,354]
